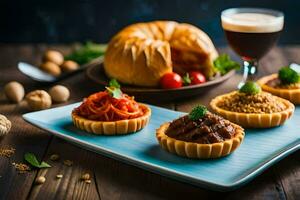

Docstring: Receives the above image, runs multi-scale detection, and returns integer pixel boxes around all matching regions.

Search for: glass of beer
[221,8,284,87]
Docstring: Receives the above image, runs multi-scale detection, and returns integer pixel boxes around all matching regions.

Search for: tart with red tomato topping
[72,81,151,135]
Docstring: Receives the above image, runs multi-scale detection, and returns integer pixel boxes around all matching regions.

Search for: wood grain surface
[0,44,299,200]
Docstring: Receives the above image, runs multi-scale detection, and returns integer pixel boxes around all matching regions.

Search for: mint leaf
[239,81,261,95]
[25,153,41,168]
[24,152,51,168]
[39,161,51,168]
[109,79,121,88]
[214,54,240,75]
[189,105,207,121]
[106,87,122,99]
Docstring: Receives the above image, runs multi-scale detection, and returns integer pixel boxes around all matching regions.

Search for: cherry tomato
[160,72,183,89]
[189,71,206,85]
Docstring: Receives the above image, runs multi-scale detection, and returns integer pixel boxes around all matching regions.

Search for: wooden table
[0,44,299,200]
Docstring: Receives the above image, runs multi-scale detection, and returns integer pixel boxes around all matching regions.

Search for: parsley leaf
[182,73,191,85]
[24,153,51,168]
[65,42,107,65]
[106,87,123,99]
[214,54,240,75]
[278,67,300,84]
[109,79,121,88]
[239,81,261,95]
[189,105,207,121]
[40,161,51,168]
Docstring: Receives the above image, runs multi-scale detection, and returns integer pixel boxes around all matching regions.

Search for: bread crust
[104,21,218,87]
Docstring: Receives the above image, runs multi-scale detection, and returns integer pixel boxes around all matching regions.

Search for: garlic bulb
[26,90,52,111]
[4,81,25,103]
[0,114,11,136]
[49,85,70,103]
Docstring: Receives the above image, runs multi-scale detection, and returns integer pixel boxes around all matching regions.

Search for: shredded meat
[166,112,236,144]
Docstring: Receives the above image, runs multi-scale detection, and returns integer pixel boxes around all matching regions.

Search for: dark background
[1,0,299,45]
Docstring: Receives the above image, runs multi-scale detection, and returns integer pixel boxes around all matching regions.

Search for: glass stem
[238,59,258,88]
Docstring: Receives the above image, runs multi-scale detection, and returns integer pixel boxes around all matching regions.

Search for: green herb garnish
[109,78,121,88]
[65,42,107,65]
[239,81,261,95]
[24,153,51,168]
[214,54,240,75]
[182,73,191,85]
[106,87,122,99]
[278,67,300,84]
[106,79,122,99]
[188,105,207,121]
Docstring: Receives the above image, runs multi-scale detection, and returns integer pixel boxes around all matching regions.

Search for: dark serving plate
[86,62,235,101]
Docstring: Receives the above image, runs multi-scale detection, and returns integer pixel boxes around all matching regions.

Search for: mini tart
[257,73,300,104]
[156,122,244,159]
[210,92,294,128]
[72,104,151,135]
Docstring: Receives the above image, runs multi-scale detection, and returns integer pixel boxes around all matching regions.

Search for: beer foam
[222,13,284,33]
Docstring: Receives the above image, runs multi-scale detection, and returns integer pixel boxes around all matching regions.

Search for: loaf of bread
[104,21,218,87]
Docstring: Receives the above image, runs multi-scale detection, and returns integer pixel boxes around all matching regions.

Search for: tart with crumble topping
[72,80,151,135]
[210,81,294,128]
[156,105,244,159]
[257,67,300,104]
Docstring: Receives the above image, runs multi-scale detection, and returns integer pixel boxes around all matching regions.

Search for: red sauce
[74,91,144,121]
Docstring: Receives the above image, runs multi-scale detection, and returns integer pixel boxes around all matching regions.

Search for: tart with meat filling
[210,82,294,128]
[72,81,151,135]
[257,67,300,104]
[156,105,244,159]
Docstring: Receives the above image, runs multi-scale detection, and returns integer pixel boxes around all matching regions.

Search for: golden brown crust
[210,91,295,128]
[257,73,300,104]
[156,122,244,159]
[72,104,151,135]
[104,21,218,87]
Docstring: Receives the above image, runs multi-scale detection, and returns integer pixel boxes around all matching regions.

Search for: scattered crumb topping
[267,78,300,89]
[12,162,31,173]
[56,174,63,179]
[81,173,91,184]
[35,176,46,184]
[278,82,300,89]
[217,91,287,113]
[0,147,15,158]
[81,173,90,180]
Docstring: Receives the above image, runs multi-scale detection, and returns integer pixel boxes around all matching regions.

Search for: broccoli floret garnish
[239,81,261,95]
[188,105,208,121]
[278,67,300,84]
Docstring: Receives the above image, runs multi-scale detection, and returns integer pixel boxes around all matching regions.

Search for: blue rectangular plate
[23,103,300,191]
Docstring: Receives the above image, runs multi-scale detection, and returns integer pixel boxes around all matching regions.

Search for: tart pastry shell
[210,92,295,128]
[156,123,244,159]
[72,104,151,135]
[257,73,300,104]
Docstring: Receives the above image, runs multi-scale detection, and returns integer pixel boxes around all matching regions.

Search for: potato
[49,85,70,103]
[43,50,64,65]
[60,60,79,72]
[40,61,61,76]
[4,81,25,103]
